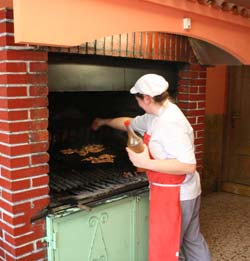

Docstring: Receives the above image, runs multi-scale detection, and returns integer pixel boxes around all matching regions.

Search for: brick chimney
[178,65,207,173]
[0,8,49,261]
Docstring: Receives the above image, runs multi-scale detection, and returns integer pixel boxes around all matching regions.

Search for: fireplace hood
[48,54,179,93]
[189,38,242,66]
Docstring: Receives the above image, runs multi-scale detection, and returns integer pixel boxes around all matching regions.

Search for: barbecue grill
[49,141,148,208]
[46,91,150,261]
[48,91,148,212]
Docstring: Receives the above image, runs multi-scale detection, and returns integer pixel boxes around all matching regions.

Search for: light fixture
[183,18,192,30]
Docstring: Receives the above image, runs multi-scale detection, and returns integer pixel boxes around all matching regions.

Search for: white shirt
[131,101,201,201]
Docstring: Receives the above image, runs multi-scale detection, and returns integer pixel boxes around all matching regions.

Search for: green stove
[46,190,149,261]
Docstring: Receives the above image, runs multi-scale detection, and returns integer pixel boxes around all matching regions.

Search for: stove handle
[77,203,91,211]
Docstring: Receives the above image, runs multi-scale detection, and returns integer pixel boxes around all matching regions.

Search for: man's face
[135,95,151,113]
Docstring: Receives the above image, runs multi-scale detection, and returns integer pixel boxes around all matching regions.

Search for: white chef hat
[130,74,169,97]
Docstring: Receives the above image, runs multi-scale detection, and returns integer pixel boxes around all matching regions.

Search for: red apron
[144,133,186,261]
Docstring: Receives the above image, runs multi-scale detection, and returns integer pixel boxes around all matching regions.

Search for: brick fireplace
[0,7,206,261]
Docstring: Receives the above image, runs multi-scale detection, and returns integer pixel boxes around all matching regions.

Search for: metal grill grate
[49,146,148,206]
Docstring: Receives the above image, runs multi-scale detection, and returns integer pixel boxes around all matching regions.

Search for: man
[92,74,211,261]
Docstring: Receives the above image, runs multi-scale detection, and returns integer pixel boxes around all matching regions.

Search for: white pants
[179,196,212,261]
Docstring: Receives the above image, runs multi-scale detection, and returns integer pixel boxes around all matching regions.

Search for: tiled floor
[200,192,250,261]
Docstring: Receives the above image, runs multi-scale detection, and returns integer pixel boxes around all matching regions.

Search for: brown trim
[220,66,231,188]
[222,182,250,197]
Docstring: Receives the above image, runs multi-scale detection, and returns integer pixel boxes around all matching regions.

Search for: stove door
[46,192,149,261]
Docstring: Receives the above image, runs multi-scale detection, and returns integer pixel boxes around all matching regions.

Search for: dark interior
[48,53,179,211]
[48,91,148,209]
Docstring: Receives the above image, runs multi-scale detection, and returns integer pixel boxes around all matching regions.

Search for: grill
[49,145,148,207]
[48,91,148,211]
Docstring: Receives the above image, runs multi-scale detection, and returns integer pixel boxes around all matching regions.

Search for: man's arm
[91,117,132,131]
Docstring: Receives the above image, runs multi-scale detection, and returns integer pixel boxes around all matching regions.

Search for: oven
[45,53,179,261]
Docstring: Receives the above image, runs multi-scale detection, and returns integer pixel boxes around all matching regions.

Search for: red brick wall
[178,64,207,174]
[0,9,49,261]
[0,7,206,261]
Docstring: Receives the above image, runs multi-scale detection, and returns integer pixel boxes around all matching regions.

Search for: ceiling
[2,1,250,17]
[191,0,250,17]
[2,0,250,10]
[228,0,250,9]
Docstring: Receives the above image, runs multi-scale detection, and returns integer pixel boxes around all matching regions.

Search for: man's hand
[91,118,106,131]
[126,144,150,168]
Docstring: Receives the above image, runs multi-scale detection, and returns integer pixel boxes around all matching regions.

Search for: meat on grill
[61,144,105,156]
[61,144,115,163]
[81,154,116,164]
